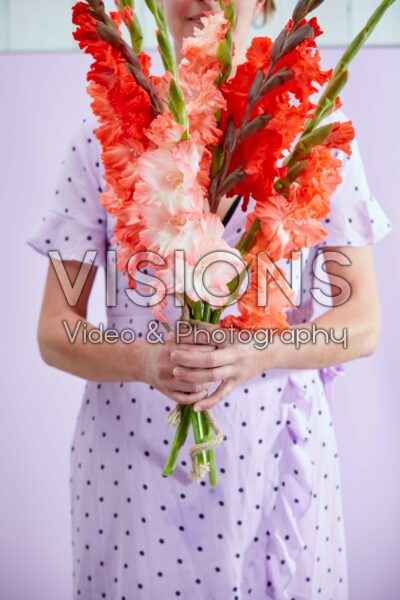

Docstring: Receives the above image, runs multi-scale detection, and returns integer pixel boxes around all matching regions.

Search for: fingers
[193,380,235,411]
[167,340,216,354]
[170,347,235,369]
[172,380,210,394]
[171,388,209,405]
[172,364,233,384]
[174,320,229,347]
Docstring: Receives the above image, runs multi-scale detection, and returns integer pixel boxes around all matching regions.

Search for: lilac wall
[1,48,399,599]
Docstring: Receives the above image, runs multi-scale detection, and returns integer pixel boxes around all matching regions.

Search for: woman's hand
[142,332,215,405]
[169,322,273,411]
[167,246,383,411]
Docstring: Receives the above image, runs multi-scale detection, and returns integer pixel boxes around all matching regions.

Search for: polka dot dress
[27,111,392,600]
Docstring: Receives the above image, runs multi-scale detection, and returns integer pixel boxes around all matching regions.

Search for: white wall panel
[0,0,399,53]
[9,0,74,51]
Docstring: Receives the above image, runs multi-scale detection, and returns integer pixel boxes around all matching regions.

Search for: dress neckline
[221,195,242,227]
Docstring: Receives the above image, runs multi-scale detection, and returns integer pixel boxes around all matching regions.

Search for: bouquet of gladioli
[72,0,394,486]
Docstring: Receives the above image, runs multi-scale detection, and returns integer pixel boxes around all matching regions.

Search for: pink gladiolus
[133,141,205,215]
[180,12,230,71]
[180,64,227,146]
[145,112,185,148]
[140,205,204,261]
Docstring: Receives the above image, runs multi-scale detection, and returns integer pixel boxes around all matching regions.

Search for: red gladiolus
[220,17,332,206]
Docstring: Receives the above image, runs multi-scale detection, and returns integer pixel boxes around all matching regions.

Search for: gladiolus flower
[133,141,205,215]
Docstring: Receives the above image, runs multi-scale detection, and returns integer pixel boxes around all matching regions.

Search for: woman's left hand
[169,321,274,411]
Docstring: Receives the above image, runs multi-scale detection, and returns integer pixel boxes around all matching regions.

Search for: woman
[27,1,392,598]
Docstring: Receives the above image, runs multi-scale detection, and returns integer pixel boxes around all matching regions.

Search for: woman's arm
[37,258,210,404]
[37,259,148,382]
[271,244,382,368]
[170,245,383,410]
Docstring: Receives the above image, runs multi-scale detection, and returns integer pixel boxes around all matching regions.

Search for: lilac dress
[27,111,391,600]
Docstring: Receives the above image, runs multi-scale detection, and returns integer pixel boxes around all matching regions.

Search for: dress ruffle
[318,364,346,407]
[264,366,344,598]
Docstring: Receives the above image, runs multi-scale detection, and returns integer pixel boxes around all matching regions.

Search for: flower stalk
[208,0,322,212]
[84,0,163,117]
[144,0,190,137]
[162,404,192,475]
[117,0,143,53]
[162,296,222,485]
[279,0,396,187]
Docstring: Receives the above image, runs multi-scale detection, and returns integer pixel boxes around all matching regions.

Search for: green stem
[190,406,207,468]
[202,302,212,322]
[209,1,236,202]
[332,0,396,80]
[144,0,189,135]
[164,300,222,484]
[201,411,218,487]
[281,0,396,176]
[193,301,202,321]
[236,217,261,256]
[210,309,222,324]
[162,404,192,475]
[199,301,218,484]
[118,0,143,53]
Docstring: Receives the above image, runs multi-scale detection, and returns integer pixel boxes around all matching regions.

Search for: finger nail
[193,405,202,412]
[173,367,180,377]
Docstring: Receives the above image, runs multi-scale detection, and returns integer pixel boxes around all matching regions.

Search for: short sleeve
[319,110,392,248]
[26,117,108,267]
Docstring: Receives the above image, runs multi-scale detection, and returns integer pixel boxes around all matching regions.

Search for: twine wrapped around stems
[166,405,224,482]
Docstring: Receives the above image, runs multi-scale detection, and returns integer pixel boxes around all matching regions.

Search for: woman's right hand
[141,334,214,405]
